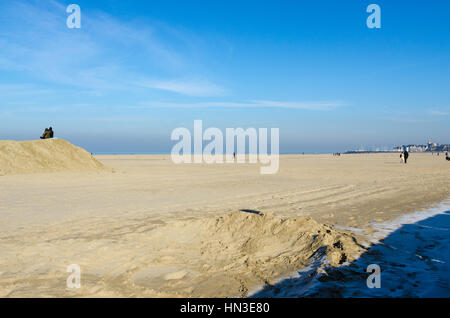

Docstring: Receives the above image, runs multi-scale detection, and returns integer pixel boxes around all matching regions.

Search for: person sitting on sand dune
[40,127,54,139]
[40,128,49,139]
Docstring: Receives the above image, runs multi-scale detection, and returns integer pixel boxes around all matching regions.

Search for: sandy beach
[1,146,449,297]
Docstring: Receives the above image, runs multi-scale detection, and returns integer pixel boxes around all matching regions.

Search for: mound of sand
[129,211,364,297]
[0,210,364,297]
[0,139,106,175]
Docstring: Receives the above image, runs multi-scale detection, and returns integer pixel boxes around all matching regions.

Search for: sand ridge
[0,139,107,175]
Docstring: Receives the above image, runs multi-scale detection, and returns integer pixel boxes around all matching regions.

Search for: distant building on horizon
[393,142,450,153]
[345,141,449,154]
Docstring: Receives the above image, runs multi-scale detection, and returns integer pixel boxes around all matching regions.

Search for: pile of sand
[128,211,364,297]
[0,210,364,297]
[0,139,106,175]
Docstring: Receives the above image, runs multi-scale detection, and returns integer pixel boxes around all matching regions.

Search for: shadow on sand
[239,209,262,215]
[252,210,450,297]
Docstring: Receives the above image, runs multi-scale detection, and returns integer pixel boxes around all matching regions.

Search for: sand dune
[0,139,106,175]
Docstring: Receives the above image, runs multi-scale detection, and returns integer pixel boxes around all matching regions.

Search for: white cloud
[136,79,227,97]
[429,109,449,116]
[382,117,433,123]
[249,100,345,110]
[137,100,345,110]
[0,84,53,96]
[0,0,223,96]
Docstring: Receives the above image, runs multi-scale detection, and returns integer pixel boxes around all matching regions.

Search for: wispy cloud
[429,109,450,116]
[136,78,228,97]
[0,0,224,96]
[0,84,53,96]
[138,100,345,110]
[0,1,346,114]
[382,117,433,123]
[249,100,344,110]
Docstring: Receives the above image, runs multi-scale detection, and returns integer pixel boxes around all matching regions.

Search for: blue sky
[0,0,449,153]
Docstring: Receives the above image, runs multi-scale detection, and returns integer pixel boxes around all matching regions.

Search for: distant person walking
[40,127,54,139]
[402,149,409,164]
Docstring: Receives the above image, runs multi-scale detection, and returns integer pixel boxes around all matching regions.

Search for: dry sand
[0,141,449,297]
[0,139,106,175]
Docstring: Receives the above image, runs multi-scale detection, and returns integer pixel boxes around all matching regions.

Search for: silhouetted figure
[403,149,409,164]
[40,128,48,139]
[40,127,54,139]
